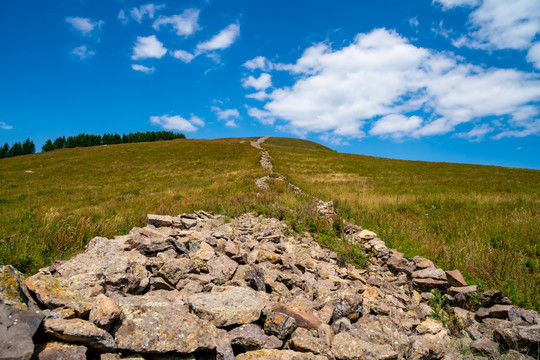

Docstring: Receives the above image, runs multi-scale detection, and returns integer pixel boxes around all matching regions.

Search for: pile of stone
[1,211,538,360]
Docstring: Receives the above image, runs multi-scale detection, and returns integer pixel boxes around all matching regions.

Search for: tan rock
[445,270,468,287]
[35,341,87,360]
[236,349,328,360]
[0,265,39,311]
[89,294,120,330]
[271,303,322,329]
[43,318,116,351]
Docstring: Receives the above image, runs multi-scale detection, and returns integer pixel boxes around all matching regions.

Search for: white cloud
[246,106,275,125]
[243,56,272,71]
[71,45,95,59]
[171,49,196,63]
[449,0,540,50]
[118,10,129,25]
[527,42,540,69]
[225,120,238,127]
[153,9,200,36]
[131,64,155,74]
[246,91,271,101]
[130,3,165,23]
[370,114,423,139]
[242,73,272,90]
[66,17,104,36]
[132,35,167,60]
[150,114,203,132]
[211,106,240,120]
[245,29,540,141]
[433,0,480,10]
[409,17,419,28]
[454,123,493,141]
[197,23,240,51]
[0,121,13,130]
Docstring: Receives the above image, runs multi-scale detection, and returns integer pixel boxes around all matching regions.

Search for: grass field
[265,138,539,310]
[1,136,538,310]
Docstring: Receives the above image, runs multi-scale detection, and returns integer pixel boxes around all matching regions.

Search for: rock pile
[1,211,539,360]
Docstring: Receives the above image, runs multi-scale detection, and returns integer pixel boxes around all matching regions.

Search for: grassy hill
[0,136,538,310]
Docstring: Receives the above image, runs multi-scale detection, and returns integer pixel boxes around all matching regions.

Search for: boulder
[289,327,330,355]
[0,303,44,360]
[0,265,39,310]
[157,258,195,286]
[34,341,87,360]
[332,331,398,360]
[489,304,514,319]
[271,303,322,329]
[43,318,116,351]
[228,323,282,351]
[115,292,219,353]
[359,230,376,240]
[207,255,238,285]
[416,318,444,335]
[263,311,298,340]
[494,324,540,354]
[412,268,447,280]
[24,274,92,316]
[89,294,120,330]
[448,285,477,296]
[445,270,468,287]
[412,256,435,269]
[471,338,500,358]
[187,286,265,327]
[412,278,448,290]
[146,214,181,228]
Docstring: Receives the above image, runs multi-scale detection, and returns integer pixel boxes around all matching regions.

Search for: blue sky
[1,0,539,169]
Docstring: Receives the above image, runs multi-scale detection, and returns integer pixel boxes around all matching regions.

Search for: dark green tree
[42,139,55,152]
[22,138,35,155]
[7,142,22,157]
[53,136,66,149]
[0,143,9,158]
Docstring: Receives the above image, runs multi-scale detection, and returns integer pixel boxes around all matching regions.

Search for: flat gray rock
[0,303,44,360]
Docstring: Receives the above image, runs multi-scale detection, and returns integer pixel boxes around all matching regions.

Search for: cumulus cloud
[454,123,493,141]
[243,56,272,71]
[130,3,165,23]
[171,49,197,63]
[433,0,480,10]
[132,35,167,60]
[197,23,240,51]
[131,64,155,74]
[242,73,272,90]
[0,121,13,130]
[153,9,200,36]
[444,0,540,51]
[150,114,204,132]
[66,17,104,36]
[244,28,540,141]
[527,42,540,69]
[118,10,129,25]
[211,106,240,120]
[71,45,95,59]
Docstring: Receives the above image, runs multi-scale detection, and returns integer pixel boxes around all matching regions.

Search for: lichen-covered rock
[332,331,398,360]
[34,341,87,360]
[471,338,500,358]
[114,292,219,353]
[0,303,44,360]
[157,258,194,286]
[412,268,447,280]
[236,349,328,360]
[207,255,238,285]
[49,237,149,295]
[228,323,282,351]
[264,310,298,340]
[43,318,116,351]
[89,294,120,330]
[24,274,92,316]
[289,327,330,355]
[270,303,322,329]
[494,324,540,354]
[187,286,265,327]
[0,265,39,311]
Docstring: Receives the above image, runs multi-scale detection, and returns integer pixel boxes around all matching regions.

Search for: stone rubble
[0,210,538,360]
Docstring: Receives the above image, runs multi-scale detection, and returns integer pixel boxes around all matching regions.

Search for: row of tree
[0,139,36,158]
[42,131,186,152]
[0,131,186,159]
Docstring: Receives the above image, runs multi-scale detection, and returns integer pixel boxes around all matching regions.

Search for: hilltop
[0,136,538,312]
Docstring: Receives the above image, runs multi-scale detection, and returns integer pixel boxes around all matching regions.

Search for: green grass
[265,138,540,311]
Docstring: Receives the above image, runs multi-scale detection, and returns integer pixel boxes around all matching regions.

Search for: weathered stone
[44,307,76,320]
[0,265,39,311]
[408,334,446,360]
[208,255,238,285]
[89,294,120,330]
[147,214,181,228]
[190,242,215,272]
[500,350,537,360]
[489,304,514,319]
[264,311,298,340]
[332,331,398,360]
[115,292,219,353]
[417,318,444,335]
[149,276,175,291]
[412,256,435,269]
[271,303,322,329]
[494,324,540,354]
[359,230,376,240]
[481,289,504,306]
[471,338,500,358]
[35,341,87,360]
[157,258,194,286]
[236,349,328,360]
[330,292,363,322]
[290,327,330,355]
[413,278,449,290]
[0,303,44,360]
[24,274,92,316]
[448,285,477,296]
[49,236,149,295]
[229,323,282,351]
[43,318,116,351]
[331,317,352,334]
[188,286,265,327]
[181,217,197,229]
[412,268,447,280]
[445,270,467,287]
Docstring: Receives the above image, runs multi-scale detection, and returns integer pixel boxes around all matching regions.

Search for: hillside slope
[0,136,538,310]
